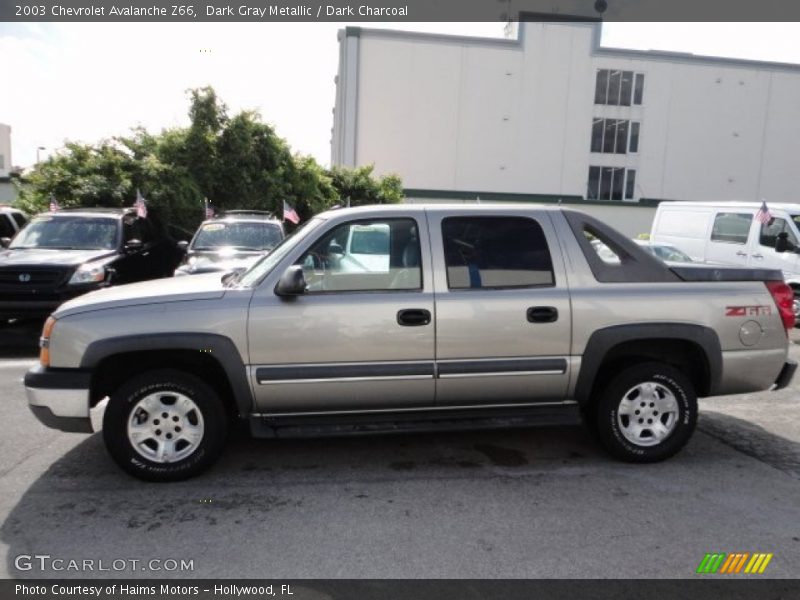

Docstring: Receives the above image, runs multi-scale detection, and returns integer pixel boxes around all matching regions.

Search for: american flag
[755,200,772,225]
[204,198,214,220]
[48,195,59,212]
[283,200,300,225]
[134,189,147,218]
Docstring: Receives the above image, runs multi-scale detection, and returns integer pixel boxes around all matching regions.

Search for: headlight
[68,263,106,285]
[40,316,56,367]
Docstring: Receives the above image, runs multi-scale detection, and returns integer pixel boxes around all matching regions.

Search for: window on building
[442,217,554,289]
[629,122,640,153]
[587,167,637,202]
[595,69,645,106]
[591,119,604,153]
[634,73,645,105]
[760,217,798,248]
[590,119,640,154]
[625,170,636,200]
[710,213,752,245]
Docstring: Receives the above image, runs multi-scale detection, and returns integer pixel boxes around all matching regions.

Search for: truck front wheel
[594,362,697,463]
[103,369,228,482]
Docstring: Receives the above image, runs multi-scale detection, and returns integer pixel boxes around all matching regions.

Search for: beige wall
[335,22,800,205]
[0,124,11,178]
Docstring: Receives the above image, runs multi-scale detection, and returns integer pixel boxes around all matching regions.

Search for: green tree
[15,87,404,230]
[328,165,404,207]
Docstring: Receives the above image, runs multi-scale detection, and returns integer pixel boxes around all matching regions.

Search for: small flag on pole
[283,200,300,225]
[134,189,147,218]
[48,195,59,212]
[204,198,215,220]
[755,200,773,225]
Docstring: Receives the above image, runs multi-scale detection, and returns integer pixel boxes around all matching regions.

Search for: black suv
[0,208,184,320]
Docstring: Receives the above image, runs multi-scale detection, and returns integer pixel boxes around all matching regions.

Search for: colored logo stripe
[697,552,773,574]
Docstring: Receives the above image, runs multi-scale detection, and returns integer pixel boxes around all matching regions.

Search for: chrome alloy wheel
[127,392,205,463]
[616,382,679,447]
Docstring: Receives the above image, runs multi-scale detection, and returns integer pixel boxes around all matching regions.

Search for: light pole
[36,146,46,164]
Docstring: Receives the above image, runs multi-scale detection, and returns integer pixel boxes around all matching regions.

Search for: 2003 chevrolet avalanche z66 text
[23,205,797,481]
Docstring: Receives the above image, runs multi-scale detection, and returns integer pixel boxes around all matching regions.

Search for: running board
[248,403,582,439]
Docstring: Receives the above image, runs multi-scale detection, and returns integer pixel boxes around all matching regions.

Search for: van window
[710,213,752,245]
[760,218,798,249]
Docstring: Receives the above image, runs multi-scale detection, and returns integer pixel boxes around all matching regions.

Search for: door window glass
[760,217,798,248]
[442,217,554,289]
[0,215,15,238]
[297,218,421,292]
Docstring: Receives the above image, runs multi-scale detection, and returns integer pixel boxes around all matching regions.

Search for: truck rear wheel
[595,362,697,463]
[103,369,228,482]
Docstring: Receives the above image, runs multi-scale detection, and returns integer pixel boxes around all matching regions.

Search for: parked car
[633,239,694,264]
[0,205,28,244]
[24,205,795,481]
[0,207,183,320]
[175,211,284,276]
[651,201,800,321]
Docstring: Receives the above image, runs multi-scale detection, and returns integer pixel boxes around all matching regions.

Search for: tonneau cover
[670,265,783,282]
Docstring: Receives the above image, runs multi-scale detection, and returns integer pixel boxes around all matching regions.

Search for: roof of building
[344,17,800,74]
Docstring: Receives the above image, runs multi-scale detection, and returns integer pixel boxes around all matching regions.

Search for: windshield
[236,218,323,287]
[10,216,119,250]
[192,221,283,251]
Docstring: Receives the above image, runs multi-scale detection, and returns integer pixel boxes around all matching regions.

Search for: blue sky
[1,22,799,169]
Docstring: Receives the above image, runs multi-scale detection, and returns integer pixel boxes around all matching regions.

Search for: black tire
[594,362,697,463]
[103,369,228,482]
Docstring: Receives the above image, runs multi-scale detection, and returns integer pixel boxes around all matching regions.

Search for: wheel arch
[574,323,722,406]
[82,333,253,418]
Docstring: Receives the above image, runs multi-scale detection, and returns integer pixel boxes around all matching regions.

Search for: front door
[247,215,435,413]
[427,211,572,406]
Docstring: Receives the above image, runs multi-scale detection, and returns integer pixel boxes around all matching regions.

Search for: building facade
[331,21,800,234]
[0,123,15,203]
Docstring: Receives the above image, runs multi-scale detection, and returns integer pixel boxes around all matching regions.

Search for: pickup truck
[23,205,797,481]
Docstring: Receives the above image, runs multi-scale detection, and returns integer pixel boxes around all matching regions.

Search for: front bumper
[773,360,798,391]
[24,366,93,433]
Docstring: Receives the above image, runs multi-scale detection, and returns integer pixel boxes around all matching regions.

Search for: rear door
[428,210,572,406]
[247,214,435,413]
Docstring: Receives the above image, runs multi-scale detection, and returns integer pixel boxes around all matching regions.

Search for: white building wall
[0,124,11,179]
[333,21,800,207]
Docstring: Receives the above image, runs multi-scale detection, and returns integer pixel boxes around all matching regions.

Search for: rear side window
[711,212,752,244]
[760,217,797,248]
[442,216,554,289]
[11,212,27,229]
[0,215,15,238]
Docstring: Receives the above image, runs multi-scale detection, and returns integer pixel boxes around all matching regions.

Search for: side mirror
[221,267,246,286]
[0,237,10,248]
[275,265,307,297]
[775,232,796,254]
[177,240,189,252]
[125,239,144,252]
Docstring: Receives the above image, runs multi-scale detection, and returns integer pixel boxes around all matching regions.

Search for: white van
[651,201,800,305]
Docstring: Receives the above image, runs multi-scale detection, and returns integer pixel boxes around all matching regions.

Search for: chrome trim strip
[438,370,565,379]
[253,400,579,418]
[258,375,434,385]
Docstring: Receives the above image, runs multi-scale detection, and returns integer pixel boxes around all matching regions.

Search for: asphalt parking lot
[0,320,799,579]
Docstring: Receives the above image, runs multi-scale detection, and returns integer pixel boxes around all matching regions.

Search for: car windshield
[192,221,283,251]
[9,216,119,250]
[236,218,323,287]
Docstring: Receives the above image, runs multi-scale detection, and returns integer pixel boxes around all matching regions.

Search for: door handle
[736,251,748,257]
[752,253,764,259]
[527,306,558,323]
[397,308,431,327]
